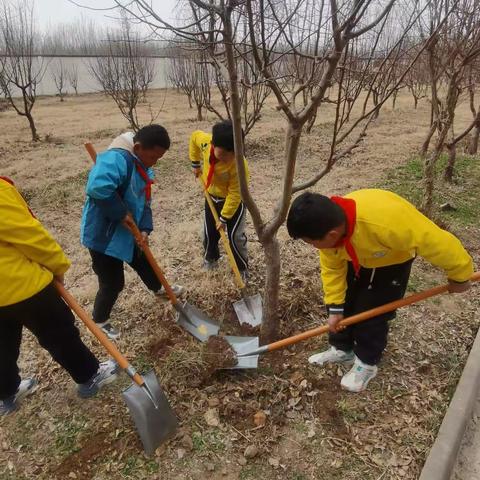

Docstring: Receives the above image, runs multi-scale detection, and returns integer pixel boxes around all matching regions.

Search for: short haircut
[211,120,244,152]
[287,191,345,240]
[134,124,170,150]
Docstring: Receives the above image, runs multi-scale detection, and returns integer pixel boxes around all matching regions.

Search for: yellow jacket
[189,130,249,220]
[0,179,71,307]
[320,189,474,306]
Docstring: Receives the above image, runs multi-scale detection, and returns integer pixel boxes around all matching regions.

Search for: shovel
[54,281,178,456]
[198,177,262,327]
[233,273,480,365]
[124,216,220,342]
[84,142,219,342]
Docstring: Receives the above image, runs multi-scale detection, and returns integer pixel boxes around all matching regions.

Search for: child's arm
[378,213,473,283]
[189,130,209,170]
[319,250,348,315]
[0,183,71,276]
[86,150,129,221]
[220,159,249,223]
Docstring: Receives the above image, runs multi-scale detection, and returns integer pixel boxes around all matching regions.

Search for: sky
[37,0,178,30]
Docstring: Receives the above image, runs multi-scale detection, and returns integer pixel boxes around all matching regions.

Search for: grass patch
[381,153,480,227]
[21,170,89,208]
[54,417,86,455]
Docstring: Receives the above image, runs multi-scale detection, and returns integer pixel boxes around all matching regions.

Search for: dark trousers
[0,283,99,400]
[89,247,162,324]
[329,259,413,365]
[203,198,248,271]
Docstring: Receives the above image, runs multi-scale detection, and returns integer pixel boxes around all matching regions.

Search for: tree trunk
[422,123,450,216]
[305,110,317,134]
[392,90,397,110]
[444,142,456,182]
[196,104,203,121]
[469,125,479,154]
[414,96,418,109]
[420,122,437,158]
[26,111,39,142]
[260,238,281,343]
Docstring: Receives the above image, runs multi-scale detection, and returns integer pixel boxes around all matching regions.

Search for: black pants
[0,283,99,400]
[203,198,248,271]
[329,259,413,365]
[89,247,162,324]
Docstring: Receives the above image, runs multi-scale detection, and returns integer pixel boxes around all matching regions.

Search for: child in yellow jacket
[0,177,118,416]
[287,189,473,392]
[189,120,250,278]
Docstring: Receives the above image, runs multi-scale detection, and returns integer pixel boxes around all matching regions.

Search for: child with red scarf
[189,121,250,280]
[287,190,473,392]
[81,125,184,340]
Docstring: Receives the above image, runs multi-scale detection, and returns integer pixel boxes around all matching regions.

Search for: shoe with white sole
[97,322,121,340]
[308,346,355,366]
[203,259,219,271]
[341,356,378,392]
[0,378,38,416]
[77,360,119,399]
[155,284,185,298]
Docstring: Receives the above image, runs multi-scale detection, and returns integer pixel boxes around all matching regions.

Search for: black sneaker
[98,322,121,340]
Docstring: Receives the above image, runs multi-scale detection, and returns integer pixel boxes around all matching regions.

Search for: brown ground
[0,89,479,480]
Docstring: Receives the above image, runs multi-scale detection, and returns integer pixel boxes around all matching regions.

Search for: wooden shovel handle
[264,272,480,353]
[198,176,245,291]
[123,217,180,306]
[54,281,144,387]
[83,142,179,306]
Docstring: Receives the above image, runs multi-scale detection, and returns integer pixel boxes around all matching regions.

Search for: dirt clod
[202,335,238,370]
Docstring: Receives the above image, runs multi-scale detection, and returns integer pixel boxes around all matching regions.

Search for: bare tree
[89,17,156,130]
[112,0,453,341]
[169,52,218,120]
[0,0,47,141]
[67,64,79,95]
[52,59,67,101]
[404,48,429,109]
[420,0,480,214]
[466,62,480,154]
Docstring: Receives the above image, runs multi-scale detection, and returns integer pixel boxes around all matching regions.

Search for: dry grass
[0,88,479,480]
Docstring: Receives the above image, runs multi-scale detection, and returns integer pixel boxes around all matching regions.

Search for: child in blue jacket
[81,125,184,339]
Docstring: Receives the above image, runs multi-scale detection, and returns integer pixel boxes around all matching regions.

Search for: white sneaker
[0,378,37,416]
[77,360,119,399]
[341,357,378,392]
[155,284,185,298]
[308,346,355,366]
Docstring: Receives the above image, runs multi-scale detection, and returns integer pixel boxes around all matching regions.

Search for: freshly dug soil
[202,335,238,370]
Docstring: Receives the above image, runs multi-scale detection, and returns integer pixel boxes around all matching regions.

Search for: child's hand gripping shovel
[231,273,480,366]
[84,142,219,342]
[54,281,178,456]
[198,176,262,327]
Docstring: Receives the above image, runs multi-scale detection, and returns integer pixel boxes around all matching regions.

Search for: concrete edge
[419,326,480,480]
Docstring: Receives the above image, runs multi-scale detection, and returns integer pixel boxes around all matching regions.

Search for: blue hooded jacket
[80,132,154,263]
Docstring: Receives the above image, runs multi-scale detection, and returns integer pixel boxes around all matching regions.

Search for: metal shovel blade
[224,335,260,369]
[233,293,263,327]
[122,370,178,456]
[176,302,220,342]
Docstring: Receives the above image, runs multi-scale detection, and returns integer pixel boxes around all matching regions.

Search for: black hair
[134,124,170,150]
[211,120,244,152]
[287,191,345,240]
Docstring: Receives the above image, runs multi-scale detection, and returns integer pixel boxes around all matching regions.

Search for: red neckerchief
[330,196,360,277]
[0,176,37,218]
[133,160,154,202]
[205,146,216,189]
